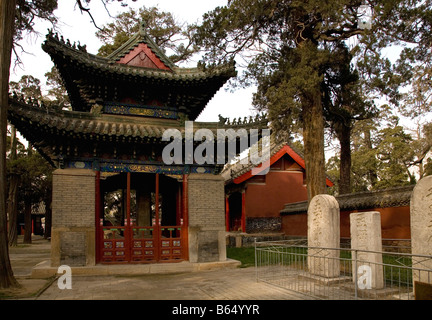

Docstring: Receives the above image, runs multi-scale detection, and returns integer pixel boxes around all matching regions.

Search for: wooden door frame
[96,171,189,264]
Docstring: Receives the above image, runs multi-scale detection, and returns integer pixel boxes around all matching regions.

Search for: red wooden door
[98,173,186,264]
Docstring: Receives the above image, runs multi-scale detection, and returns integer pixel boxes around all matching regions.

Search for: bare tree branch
[75,0,103,31]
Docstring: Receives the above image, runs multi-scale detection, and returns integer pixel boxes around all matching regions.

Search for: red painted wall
[281,212,308,236]
[117,43,171,70]
[340,206,411,239]
[281,205,411,240]
[245,170,307,219]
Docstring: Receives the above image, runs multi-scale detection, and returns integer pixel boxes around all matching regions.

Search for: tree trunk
[7,125,18,246]
[364,128,378,187]
[24,200,32,244]
[335,122,352,194]
[7,174,19,246]
[23,143,33,244]
[302,90,327,201]
[0,0,18,289]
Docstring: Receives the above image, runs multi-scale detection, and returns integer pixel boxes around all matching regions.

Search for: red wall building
[223,141,333,233]
[225,139,412,244]
[281,186,413,240]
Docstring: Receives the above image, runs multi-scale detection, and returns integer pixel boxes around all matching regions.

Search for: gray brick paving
[37,268,312,300]
[9,235,314,301]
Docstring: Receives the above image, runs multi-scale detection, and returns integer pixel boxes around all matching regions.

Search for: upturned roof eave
[8,99,273,144]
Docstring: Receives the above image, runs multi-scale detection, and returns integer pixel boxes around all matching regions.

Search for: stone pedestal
[187,174,226,263]
[307,194,340,278]
[410,176,432,285]
[51,169,96,267]
[350,211,384,289]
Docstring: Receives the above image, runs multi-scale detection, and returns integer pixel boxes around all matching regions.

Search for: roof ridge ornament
[218,112,268,127]
[139,19,148,36]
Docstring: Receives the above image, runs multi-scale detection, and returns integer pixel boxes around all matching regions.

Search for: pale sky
[9,0,257,123]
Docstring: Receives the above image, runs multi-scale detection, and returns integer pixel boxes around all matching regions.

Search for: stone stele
[410,175,432,284]
[350,211,384,289]
[307,194,340,278]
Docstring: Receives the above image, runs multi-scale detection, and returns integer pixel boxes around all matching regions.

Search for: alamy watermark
[162,121,271,175]
[357,265,372,290]
[57,265,72,290]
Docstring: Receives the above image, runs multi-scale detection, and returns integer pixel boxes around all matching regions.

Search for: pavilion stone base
[51,169,96,267]
[188,173,227,263]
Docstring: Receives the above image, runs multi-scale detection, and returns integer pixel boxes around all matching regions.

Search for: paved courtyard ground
[4,236,416,319]
[3,235,312,301]
[37,267,311,300]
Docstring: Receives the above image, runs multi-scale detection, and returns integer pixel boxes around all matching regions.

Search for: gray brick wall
[60,231,86,266]
[187,173,226,263]
[188,174,225,229]
[51,169,96,266]
[52,169,96,228]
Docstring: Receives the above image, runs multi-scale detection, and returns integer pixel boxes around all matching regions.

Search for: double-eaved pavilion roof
[41,23,236,120]
[8,23,269,172]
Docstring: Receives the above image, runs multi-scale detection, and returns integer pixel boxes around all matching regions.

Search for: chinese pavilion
[8,23,268,266]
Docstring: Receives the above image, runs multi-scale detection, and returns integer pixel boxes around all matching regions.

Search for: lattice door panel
[101,227,129,263]
[159,227,184,261]
[99,225,185,264]
[130,227,157,262]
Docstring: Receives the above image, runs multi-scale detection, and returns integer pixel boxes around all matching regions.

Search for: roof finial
[139,19,147,35]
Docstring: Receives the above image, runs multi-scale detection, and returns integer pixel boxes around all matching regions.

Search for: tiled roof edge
[280,185,414,214]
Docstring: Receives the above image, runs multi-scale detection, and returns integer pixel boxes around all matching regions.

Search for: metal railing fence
[255,239,432,300]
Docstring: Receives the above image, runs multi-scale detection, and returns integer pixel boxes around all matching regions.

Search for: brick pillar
[187,173,226,263]
[51,169,96,267]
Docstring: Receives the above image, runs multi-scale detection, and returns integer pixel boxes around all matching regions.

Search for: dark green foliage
[14,0,58,42]
[194,0,432,194]
[194,0,381,197]
[8,151,53,211]
[7,75,54,238]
